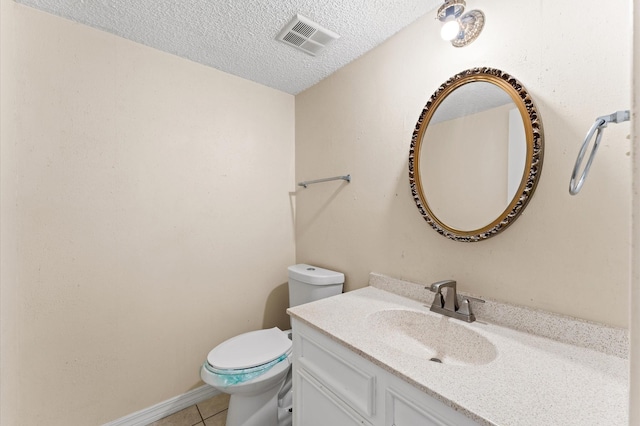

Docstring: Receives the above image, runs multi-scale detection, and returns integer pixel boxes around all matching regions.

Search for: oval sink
[366,309,497,366]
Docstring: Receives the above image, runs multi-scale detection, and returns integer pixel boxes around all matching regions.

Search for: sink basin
[366,309,497,366]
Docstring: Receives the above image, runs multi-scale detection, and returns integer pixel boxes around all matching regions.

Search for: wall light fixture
[437,0,485,47]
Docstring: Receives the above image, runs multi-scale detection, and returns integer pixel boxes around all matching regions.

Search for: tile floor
[148,393,230,426]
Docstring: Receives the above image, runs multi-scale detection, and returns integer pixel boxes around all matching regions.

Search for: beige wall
[0,2,295,425]
[296,0,632,328]
[630,0,639,422]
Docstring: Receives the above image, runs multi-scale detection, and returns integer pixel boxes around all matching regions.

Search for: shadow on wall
[262,282,291,331]
[293,182,350,239]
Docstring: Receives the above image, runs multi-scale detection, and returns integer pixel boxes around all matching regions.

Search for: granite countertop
[287,275,629,426]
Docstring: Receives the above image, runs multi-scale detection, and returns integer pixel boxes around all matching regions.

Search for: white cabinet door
[296,333,376,419]
[386,388,473,426]
[294,367,372,426]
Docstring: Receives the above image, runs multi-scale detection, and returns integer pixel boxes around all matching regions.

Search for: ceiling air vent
[277,14,340,56]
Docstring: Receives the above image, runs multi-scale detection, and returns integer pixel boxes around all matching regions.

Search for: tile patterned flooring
[148,393,230,426]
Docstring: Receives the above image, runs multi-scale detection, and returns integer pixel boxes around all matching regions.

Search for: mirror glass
[409,68,544,242]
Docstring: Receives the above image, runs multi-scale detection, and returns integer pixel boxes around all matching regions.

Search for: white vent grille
[277,14,340,56]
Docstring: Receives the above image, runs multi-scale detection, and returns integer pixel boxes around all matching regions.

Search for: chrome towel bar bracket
[298,174,351,188]
[569,110,630,195]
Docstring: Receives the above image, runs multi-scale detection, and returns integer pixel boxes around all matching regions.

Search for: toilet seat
[207,327,292,371]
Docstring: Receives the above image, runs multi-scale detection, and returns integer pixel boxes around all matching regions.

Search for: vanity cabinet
[292,319,479,426]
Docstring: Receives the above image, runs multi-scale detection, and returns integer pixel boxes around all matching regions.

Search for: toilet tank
[288,264,344,308]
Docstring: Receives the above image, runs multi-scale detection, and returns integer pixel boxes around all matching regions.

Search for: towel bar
[298,174,351,188]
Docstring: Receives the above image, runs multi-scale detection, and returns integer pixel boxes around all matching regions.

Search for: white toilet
[200,264,344,426]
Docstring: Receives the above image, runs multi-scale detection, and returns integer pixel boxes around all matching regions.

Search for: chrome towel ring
[569,110,630,195]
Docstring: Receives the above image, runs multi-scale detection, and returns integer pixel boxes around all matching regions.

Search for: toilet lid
[207,327,292,370]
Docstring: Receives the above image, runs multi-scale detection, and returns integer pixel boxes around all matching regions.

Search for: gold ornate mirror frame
[409,67,544,242]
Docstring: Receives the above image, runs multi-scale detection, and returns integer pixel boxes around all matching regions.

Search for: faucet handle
[457,296,484,321]
[462,295,485,305]
[457,299,474,321]
[434,291,445,309]
[424,286,444,308]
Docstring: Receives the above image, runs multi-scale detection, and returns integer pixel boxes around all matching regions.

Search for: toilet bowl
[200,327,293,426]
[201,264,344,426]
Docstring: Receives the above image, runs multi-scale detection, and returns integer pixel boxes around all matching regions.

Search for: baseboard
[103,385,220,426]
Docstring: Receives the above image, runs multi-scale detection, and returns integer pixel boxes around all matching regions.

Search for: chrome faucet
[426,280,483,323]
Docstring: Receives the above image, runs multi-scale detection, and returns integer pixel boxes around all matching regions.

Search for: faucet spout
[429,280,458,311]
[429,279,456,292]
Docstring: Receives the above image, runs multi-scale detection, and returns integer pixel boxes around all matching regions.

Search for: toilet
[200,264,344,426]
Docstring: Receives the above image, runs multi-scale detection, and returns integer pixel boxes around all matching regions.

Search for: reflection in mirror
[421,82,525,230]
[409,68,543,242]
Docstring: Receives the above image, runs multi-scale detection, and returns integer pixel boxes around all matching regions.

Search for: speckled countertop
[287,274,629,426]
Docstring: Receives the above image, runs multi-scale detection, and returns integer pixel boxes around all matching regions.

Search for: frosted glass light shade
[441,20,461,41]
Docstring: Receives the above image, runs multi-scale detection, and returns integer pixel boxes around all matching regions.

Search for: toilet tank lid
[288,264,345,285]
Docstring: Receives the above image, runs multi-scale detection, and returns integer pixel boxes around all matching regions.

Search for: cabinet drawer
[298,333,376,418]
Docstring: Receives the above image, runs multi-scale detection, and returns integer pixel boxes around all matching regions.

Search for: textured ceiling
[16,0,442,94]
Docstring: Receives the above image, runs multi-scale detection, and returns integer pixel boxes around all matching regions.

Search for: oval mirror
[409,68,544,242]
